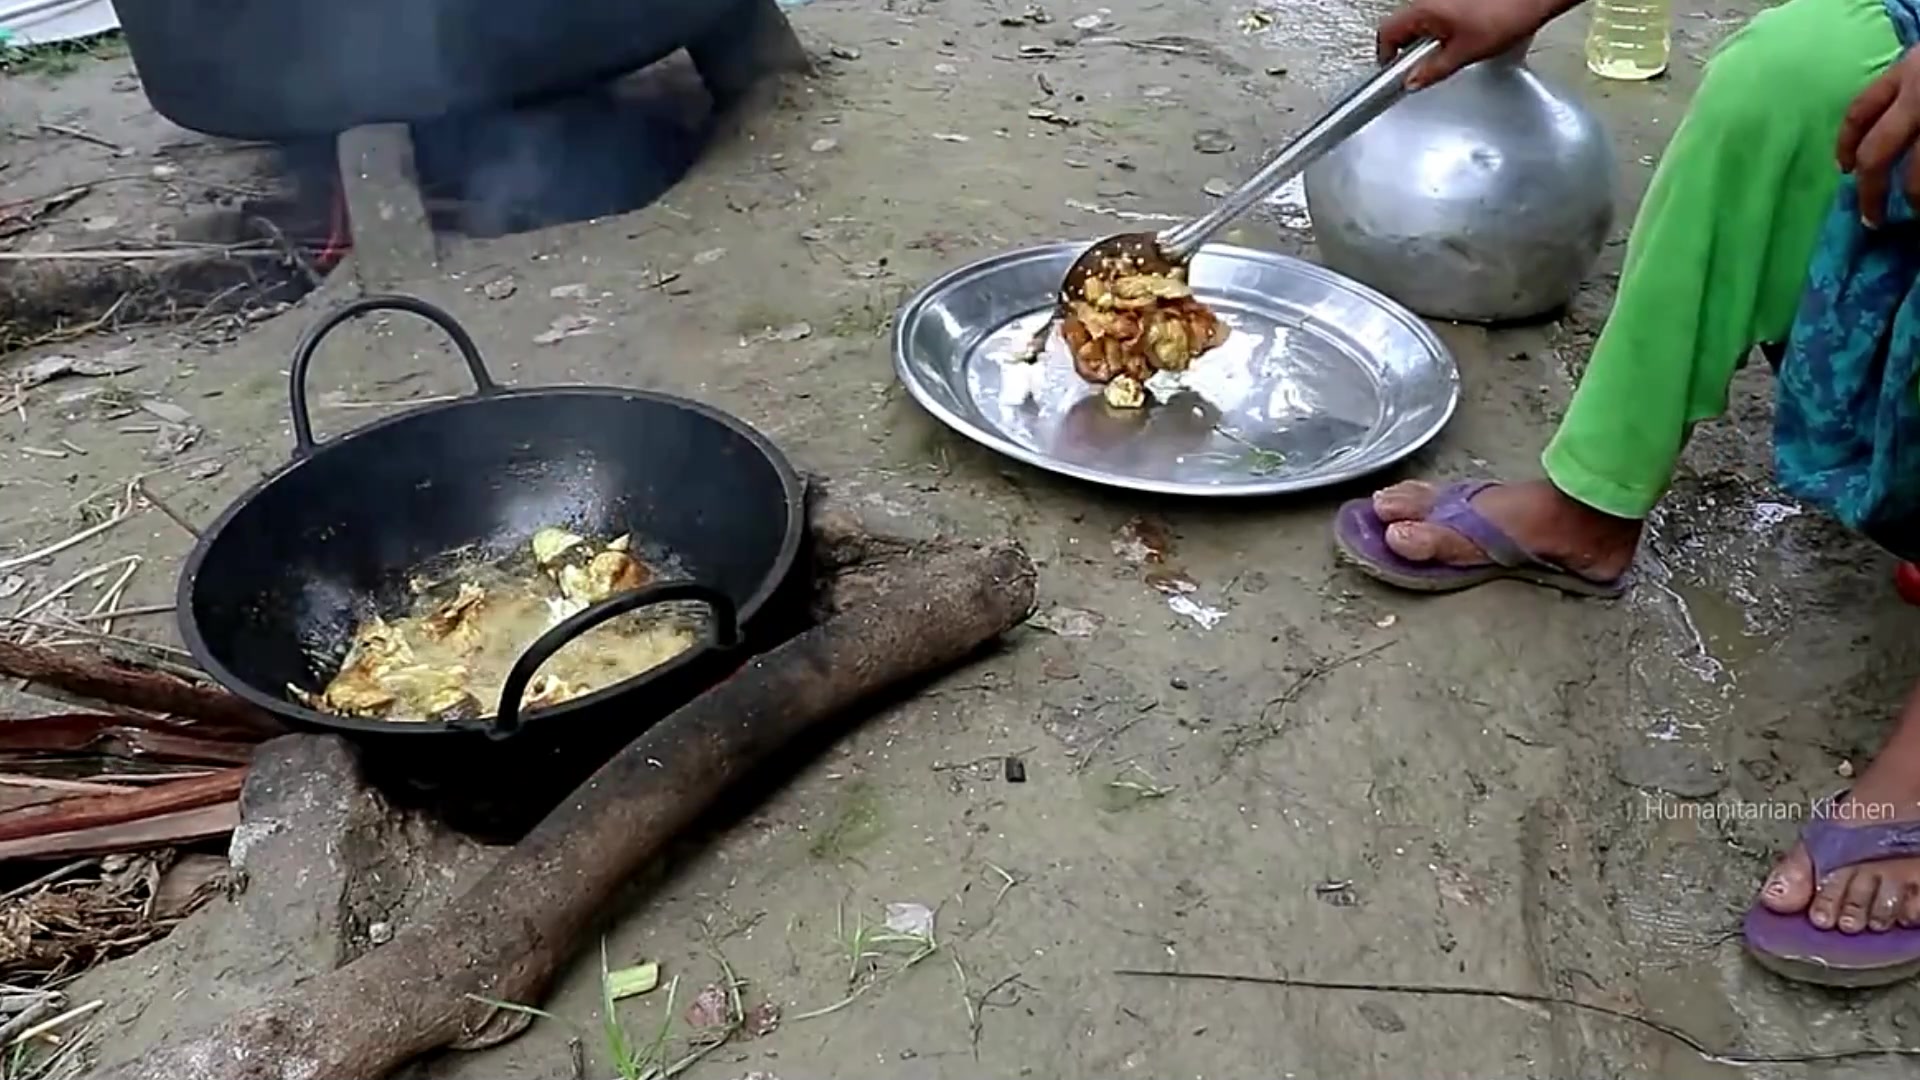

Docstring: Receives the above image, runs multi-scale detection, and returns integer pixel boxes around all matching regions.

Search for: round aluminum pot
[1303,43,1616,323]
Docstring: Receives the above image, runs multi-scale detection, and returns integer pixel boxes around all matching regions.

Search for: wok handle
[485,581,742,740]
[288,295,502,458]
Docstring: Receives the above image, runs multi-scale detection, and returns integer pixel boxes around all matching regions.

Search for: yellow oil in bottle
[1585,0,1671,80]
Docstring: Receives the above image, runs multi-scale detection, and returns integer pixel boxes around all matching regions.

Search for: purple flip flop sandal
[1745,803,1920,988]
[1332,480,1626,598]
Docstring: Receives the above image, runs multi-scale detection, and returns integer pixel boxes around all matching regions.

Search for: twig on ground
[650,947,745,1080]
[792,905,942,1022]
[931,747,1034,774]
[329,395,461,411]
[985,862,1021,910]
[0,174,272,216]
[0,483,138,574]
[1257,640,1397,729]
[34,124,126,155]
[6,292,132,353]
[66,604,171,624]
[11,558,137,645]
[175,282,256,335]
[12,564,114,623]
[131,480,199,540]
[87,557,140,637]
[246,214,323,289]
[950,953,977,1049]
[0,615,191,661]
[0,991,56,1016]
[1073,705,1156,774]
[0,999,54,1047]
[1105,763,1174,799]
[109,238,290,254]
[0,248,294,263]
[1115,968,1920,1067]
[1213,640,1397,775]
[0,860,100,904]
[967,971,1026,1054]
[1086,36,1190,54]
[7,999,102,1047]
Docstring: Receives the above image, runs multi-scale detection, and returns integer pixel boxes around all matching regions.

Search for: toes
[1384,521,1443,562]
[1871,875,1904,931]
[1840,869,1882,934]
[1900,881,1920,927]
[1810,868,1854,930]
[1385,520,1491,567]
[1760,845,1815,913]
[1371,481,1438,523]
[1797,860,1920,932]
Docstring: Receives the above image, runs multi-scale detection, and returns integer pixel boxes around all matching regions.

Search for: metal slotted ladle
[1055,37,1443,307]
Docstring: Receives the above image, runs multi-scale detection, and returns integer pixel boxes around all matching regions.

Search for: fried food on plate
[1060,259,1229,409]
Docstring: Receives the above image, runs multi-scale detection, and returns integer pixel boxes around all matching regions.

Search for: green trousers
[1541,0,1902,518]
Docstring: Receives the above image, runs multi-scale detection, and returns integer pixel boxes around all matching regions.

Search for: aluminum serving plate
[893,242,1460,497]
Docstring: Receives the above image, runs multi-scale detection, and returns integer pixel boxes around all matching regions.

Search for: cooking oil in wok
[295,530,702,722]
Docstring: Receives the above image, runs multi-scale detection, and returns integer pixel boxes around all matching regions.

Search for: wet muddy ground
[6,0,1920,1077]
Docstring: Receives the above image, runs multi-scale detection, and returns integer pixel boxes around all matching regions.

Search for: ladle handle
[1158,36,1441,262]
[485,580,741,740]
[287,294,501,459]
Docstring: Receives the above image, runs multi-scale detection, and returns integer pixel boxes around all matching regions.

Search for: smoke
[410,66,712,237]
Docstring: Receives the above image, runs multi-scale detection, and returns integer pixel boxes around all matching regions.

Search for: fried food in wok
[292,529,700,723]
[1059,261,1229,408]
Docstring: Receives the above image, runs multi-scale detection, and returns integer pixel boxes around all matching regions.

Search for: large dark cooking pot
[177,295,806,836]
[113,0,780,139]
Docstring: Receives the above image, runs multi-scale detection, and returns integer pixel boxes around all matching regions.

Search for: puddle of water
[1643,713,1693,743]
[1648,486,1820,641]
[1627,508,1785,745]
[1637,487,1803,676]
[1632,538,1728,688]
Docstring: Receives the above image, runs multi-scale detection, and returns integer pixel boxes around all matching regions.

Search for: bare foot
[1370,479,1641,583]
[1760,683,1920,933]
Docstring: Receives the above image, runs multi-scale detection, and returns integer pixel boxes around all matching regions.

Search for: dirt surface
[0,43,325,358]
[6,0,1920,1077]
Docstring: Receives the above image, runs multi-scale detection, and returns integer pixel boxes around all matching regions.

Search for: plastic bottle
[1584,0,1672,81]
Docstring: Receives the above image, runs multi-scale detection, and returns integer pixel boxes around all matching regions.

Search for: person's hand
[1838,49,1920,227]
[1377,0,1556,89]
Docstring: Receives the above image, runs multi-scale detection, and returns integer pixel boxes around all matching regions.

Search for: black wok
[177,296,805,833]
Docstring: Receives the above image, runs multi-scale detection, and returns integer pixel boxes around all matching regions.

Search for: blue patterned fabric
[1774,0,1920,558]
